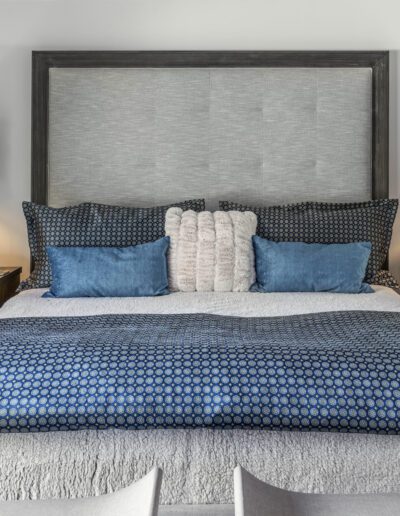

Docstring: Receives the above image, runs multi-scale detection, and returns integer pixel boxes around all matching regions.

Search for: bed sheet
[1,286,400,319]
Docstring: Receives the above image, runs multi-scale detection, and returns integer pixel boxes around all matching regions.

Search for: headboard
[32,51,389,210]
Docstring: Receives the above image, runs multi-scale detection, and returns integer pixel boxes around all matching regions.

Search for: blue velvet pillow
[44,237,170,298]
[252,236,373,293]
[21,199,205,291]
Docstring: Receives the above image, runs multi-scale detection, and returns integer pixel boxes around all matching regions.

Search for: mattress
[0,287,399,506]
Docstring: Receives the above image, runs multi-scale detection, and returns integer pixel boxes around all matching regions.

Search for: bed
[1,51,399,515]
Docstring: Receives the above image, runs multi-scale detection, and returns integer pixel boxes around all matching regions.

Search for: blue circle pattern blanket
[0,311,399,433]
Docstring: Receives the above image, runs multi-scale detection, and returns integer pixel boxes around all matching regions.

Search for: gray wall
[0,0,399,280]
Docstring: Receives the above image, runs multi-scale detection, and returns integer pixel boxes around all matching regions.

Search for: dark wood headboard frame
[32,50,389,207]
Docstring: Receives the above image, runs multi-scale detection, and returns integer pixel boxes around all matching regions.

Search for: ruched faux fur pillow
[165,207,257,292]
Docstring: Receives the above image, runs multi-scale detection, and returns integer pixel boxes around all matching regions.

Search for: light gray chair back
[234,465,400,516]
[0,467,162,516]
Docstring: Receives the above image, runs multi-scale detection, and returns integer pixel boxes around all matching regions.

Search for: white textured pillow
[165,208,257,292]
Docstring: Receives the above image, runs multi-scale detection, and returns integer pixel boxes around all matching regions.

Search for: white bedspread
[2,285,400,318]
[1,287,400,506]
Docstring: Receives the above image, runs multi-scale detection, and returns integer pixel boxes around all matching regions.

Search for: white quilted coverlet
[1,285,400,319]
[1,288,400,505]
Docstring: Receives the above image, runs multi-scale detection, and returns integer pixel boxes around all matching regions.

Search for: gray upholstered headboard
[32,51,389,209]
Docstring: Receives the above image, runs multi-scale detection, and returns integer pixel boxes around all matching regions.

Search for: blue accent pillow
[220,199,398,285]
[252,236,373,293]
[43,237,170,298]
[21,199,205,291]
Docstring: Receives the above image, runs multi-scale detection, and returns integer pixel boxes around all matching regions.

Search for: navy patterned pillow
[21,199,205,290]
[373,270,400,291]
[219,199,398,284]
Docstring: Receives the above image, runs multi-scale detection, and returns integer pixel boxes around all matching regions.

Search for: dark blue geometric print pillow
[21,199,205,290]
[219,199,398,285]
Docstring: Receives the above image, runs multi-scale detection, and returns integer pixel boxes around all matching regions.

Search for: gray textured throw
[0,429,399,504]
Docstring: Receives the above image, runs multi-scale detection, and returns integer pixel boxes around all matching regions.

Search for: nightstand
[0,267,22,307]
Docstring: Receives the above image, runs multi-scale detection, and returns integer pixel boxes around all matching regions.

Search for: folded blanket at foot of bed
[0,311,399,433]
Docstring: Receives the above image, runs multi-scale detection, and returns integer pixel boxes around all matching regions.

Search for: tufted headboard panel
[32,51,389,210]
